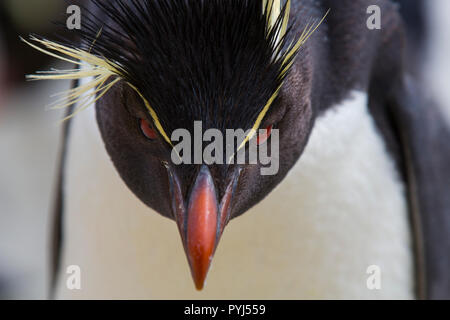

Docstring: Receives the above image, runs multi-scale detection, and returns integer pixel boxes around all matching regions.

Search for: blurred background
[0,0,449,299]
[0,0,76,299]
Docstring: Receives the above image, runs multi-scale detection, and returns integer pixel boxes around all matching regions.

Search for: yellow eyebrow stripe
[237,85,282,151]
[126,83,173,147]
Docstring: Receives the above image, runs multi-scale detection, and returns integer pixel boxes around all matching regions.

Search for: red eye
[257,125,273,145]
[140,119,157,140]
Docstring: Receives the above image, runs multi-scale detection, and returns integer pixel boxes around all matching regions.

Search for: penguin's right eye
[139,119,157,140]
[256,125,273,145]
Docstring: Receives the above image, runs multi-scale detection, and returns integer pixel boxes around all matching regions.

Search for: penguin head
[95,66,312,289]
[26,0,324,290]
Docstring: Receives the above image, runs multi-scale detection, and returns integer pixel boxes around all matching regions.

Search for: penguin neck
[57,90,414,299]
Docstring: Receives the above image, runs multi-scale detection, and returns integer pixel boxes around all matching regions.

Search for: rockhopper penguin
[24,0,450,299]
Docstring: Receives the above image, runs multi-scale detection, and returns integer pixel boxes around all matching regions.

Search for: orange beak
[185,165,218,290]
[170,165,239,290]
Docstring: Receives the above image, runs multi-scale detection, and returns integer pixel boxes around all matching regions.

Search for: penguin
[24,0,450,299]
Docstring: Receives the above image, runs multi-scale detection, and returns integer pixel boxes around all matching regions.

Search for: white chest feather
[56,91,413,299]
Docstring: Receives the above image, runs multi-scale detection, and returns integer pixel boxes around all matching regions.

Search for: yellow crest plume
[21,35,173,146]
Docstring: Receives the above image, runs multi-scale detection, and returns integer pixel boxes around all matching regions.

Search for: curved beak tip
[195,282,204,291]
[193,270,208,291]
[188,245,213,291]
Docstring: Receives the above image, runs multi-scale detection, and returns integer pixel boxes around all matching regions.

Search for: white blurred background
[0,0,449,299]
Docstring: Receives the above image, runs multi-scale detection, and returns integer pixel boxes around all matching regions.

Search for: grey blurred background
[0,0,449,299]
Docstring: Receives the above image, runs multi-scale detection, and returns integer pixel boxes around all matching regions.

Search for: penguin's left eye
[257,125,273,145]
[139,119,157,140]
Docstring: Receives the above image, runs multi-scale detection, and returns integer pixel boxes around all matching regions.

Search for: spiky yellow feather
[21,36,173,146]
